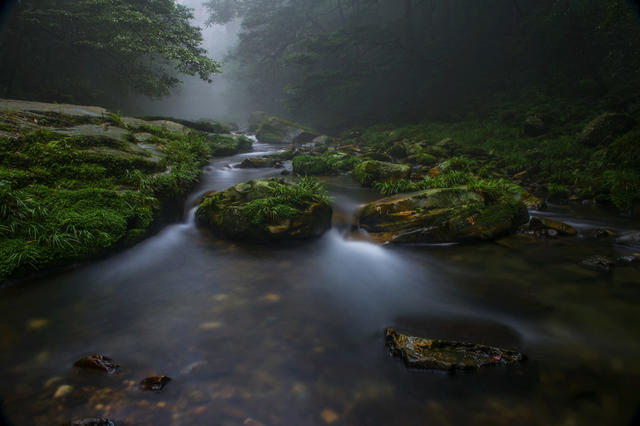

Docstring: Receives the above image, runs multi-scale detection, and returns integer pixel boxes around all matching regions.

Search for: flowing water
[1,142,639,426]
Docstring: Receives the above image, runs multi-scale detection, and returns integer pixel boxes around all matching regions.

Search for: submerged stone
[66,418,115,426]
[581,255,614,272]
[385,328,525,371]
[140,376,172,391]
[73,354,119,374]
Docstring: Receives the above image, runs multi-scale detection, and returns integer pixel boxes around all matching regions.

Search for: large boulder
[357,186,529,243]
[580,112,635,146]
[385,328,525,371]
[196,177,332,242]
[352,160,411,186]
[255,116,318,144]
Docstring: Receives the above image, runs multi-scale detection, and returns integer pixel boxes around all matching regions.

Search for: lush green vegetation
[0,120,251,282]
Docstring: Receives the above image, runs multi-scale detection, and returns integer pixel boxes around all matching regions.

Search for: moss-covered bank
[0,100,252,283]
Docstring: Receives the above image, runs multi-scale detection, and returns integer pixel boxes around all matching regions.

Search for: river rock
[615,254,640,267]
[580,112,635,146]
[140,376,171,391]
[352,160,411,187]
[357,186,529,243]
[581,255,614,272]
[73,354,119,374]
[196,177,332,242]
[256,116,318,144]
[529,217,577,236]
[67,418,116,426]
[385,328,525,370]
[236,157,283,169]
[523,114,549,136]
[616,231,640,248]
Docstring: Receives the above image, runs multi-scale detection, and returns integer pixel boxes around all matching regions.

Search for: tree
[0,0,221,104]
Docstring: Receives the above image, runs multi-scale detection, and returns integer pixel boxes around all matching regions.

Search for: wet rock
[352,160,411,187]
[66,418,115,426]
[580,112,635,146]
[196,177,332,242]
[385,328,525,370]
[529,217,577,236]
[140,376,171,391]
[521,192,546,210]
[256,116,318,144]
[363,151,394,162]
[236,157,283,169]
[357,186,529,244]
[592,228,616,239]
[74,354,119,374]
[387,143,407,159]
[616,231,640,248]
[54,384,73,398]
[615,254,640,267]
[581,255,614,272]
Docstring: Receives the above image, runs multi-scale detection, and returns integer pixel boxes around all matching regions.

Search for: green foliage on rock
[352,160,411,187]
[196,177,332,242]
[0,108,247,282]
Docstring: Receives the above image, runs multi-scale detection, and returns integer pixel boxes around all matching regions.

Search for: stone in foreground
[196,178,332,242]
[73,354,119,374]
[385,328,525,371]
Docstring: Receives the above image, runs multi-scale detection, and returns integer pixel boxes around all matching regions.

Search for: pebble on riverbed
[140,376,172,391]
[580,255,615,273]
[74,354,120,374]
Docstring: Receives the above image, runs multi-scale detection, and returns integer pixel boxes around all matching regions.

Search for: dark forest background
[1,0,640,129]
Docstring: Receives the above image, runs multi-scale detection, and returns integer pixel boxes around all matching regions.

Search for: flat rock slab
[0,98,107,117]
[385,328,525,371]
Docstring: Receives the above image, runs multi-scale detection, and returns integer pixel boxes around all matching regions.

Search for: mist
[126,0,245,124]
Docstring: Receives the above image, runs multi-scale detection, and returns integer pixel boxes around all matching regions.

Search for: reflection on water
[0,144,639,425]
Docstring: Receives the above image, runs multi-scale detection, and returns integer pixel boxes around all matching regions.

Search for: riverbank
[0,99,252,284]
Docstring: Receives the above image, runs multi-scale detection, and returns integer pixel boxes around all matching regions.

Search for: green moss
[292,152,359,175]
[352,160,411,187]
[0,123,231,282]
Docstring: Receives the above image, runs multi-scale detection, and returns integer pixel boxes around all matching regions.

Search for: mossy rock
[580,112,635,146]
[292,152,359,175]
[352,160,410,187]
[196,177,332,242]
[209,134,253,156]
[385,328,525,370]
[256,116,318,144]
[357,186,529,243]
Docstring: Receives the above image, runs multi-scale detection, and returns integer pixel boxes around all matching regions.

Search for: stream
[0,142,639,425]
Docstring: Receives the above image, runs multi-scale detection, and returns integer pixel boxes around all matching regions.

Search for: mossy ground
[0,114,252,282]
[320,95,640,214]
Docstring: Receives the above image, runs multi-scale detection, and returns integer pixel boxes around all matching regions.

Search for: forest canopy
[206,0,640,129]
[0,0,220,105]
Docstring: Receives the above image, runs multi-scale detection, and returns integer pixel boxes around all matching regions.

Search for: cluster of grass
[0,120,249,281]
[242,177,329,224]
[197,177,329,227]
[292,152,360,175]
[374,169,523,205]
